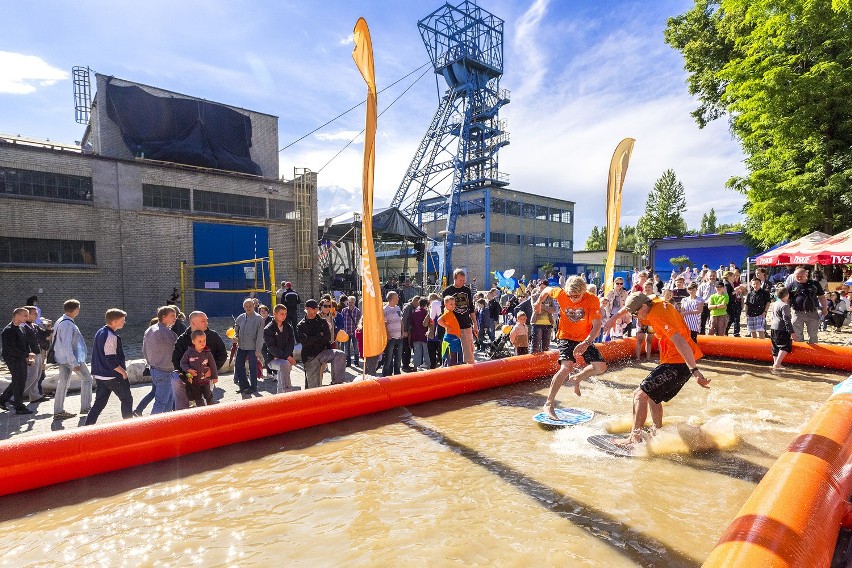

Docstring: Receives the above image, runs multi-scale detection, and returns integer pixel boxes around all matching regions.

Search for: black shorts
[640,363,691,404]
[771,329,793,356]
[557,339,604,364]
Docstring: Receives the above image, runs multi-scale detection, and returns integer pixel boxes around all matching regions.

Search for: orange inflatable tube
[0,350,561,497]
[703,389,852,567]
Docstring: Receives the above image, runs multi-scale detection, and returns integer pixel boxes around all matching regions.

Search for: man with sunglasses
[605,278,631,337]
[297,299,346,389]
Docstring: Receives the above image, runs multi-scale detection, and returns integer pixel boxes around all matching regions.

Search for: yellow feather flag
[604,138,635,296]
[352,18,387,359]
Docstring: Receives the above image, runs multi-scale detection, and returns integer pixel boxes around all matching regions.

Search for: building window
[194,189,266,217]
[522,203,537,219]
[0,167,92,202]
[536,205,549,221]
[467,232,485,244]
[142,184,190,210]
[0,237,96,266]
[269,198,296,220]
[506,201,521,217]
[491,198,505,215]
[489,232,505,244]
[560,210,572,224]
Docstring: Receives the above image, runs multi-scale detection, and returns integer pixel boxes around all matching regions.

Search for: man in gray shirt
[234,298,265,394]
[142,306,178,414]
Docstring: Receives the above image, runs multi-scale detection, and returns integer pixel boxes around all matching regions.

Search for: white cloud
[315,129,364,142]
[0,51,68,94]
[512,0,550,100]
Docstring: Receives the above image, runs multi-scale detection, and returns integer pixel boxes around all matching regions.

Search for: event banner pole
[604,138,635,295]
[352,18,388,366]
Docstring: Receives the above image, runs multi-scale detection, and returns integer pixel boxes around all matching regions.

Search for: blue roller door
[192,222,271,317]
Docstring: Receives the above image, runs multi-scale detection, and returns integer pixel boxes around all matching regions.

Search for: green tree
[584,224,640,252]
[635,169,688,255]
[619,225,640,253]
[665,1,852,248]
[584,226,606,250]
[700,208,718,234]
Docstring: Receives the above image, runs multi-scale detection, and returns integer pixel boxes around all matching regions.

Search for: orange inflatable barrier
[0,351,561,497]
[703,389,852,567]
[697,335,852,371]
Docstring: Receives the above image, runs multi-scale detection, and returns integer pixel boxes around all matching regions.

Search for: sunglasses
[615,282,624,285]
[321,304,331,308]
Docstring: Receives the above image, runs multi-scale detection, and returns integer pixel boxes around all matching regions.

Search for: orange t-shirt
[639,298,703,365]
[439,310,461,337]
[551,289,601,341]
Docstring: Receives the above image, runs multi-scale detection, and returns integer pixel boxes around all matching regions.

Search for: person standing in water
[603,292,710,447]
[535,276,607,420]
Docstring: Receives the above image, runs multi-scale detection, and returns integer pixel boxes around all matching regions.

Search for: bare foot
[543,402,559,420]
[572,378,582,397]
[613,431,643,447]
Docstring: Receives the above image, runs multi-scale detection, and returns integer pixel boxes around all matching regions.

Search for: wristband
[690,367,699,375]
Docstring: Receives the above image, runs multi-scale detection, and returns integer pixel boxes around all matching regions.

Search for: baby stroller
[485,326,513,360]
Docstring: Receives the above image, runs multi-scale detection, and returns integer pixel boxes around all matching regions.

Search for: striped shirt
[680,296,704,332]
[341,306,361,337]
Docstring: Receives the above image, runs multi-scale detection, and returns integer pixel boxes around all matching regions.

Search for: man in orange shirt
[535,276,607,419]
[605,292,711,446]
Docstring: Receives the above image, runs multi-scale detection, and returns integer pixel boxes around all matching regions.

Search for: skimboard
[587,434,637,457]
[532,407,594,428]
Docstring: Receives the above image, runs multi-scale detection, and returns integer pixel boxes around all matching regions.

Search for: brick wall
[0,143,317,340]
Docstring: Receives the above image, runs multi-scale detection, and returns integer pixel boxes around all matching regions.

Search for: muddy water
[1,357,845,567]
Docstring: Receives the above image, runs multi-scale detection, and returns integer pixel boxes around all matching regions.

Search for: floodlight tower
[390,0,510,280]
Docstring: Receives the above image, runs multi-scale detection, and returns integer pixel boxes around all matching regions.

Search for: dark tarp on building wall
[104,79,262,176]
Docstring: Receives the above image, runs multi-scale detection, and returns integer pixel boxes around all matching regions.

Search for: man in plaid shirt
[341,296,361,367]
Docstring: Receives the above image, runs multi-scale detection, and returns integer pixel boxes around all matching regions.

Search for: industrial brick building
[0,74,317,333]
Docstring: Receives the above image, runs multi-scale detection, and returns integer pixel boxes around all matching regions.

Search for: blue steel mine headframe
[390,0,510,279]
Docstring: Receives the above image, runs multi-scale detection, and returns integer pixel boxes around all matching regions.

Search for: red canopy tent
[754,231,830,266]
[813,227,852,265]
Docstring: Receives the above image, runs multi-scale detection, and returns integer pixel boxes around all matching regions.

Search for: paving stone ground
[0,317,374,441]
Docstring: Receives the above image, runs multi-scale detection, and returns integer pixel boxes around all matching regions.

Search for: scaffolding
[294,167,315,270]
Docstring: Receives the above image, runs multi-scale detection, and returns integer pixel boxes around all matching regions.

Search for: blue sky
[1,0,746,246]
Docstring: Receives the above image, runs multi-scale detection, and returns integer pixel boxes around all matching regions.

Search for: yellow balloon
[502,325,512,335]
[226,327,236,339]
[549,286,562,298]
[336,329,350,343]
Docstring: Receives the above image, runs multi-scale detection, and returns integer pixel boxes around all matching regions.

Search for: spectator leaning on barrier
[264,304,297,393]
[172,311,228,410]
[297,299,346,388]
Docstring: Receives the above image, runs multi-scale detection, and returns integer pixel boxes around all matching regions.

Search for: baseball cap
[624,292,651,315]
[305,299,319,309]
[285,281,292,287]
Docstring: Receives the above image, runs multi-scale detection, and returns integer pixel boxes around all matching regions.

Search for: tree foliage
[584,224,640,253]
[585,226,605,250]
[665,0,852,248]
[700,208,718,234]
[635,169,688,255]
